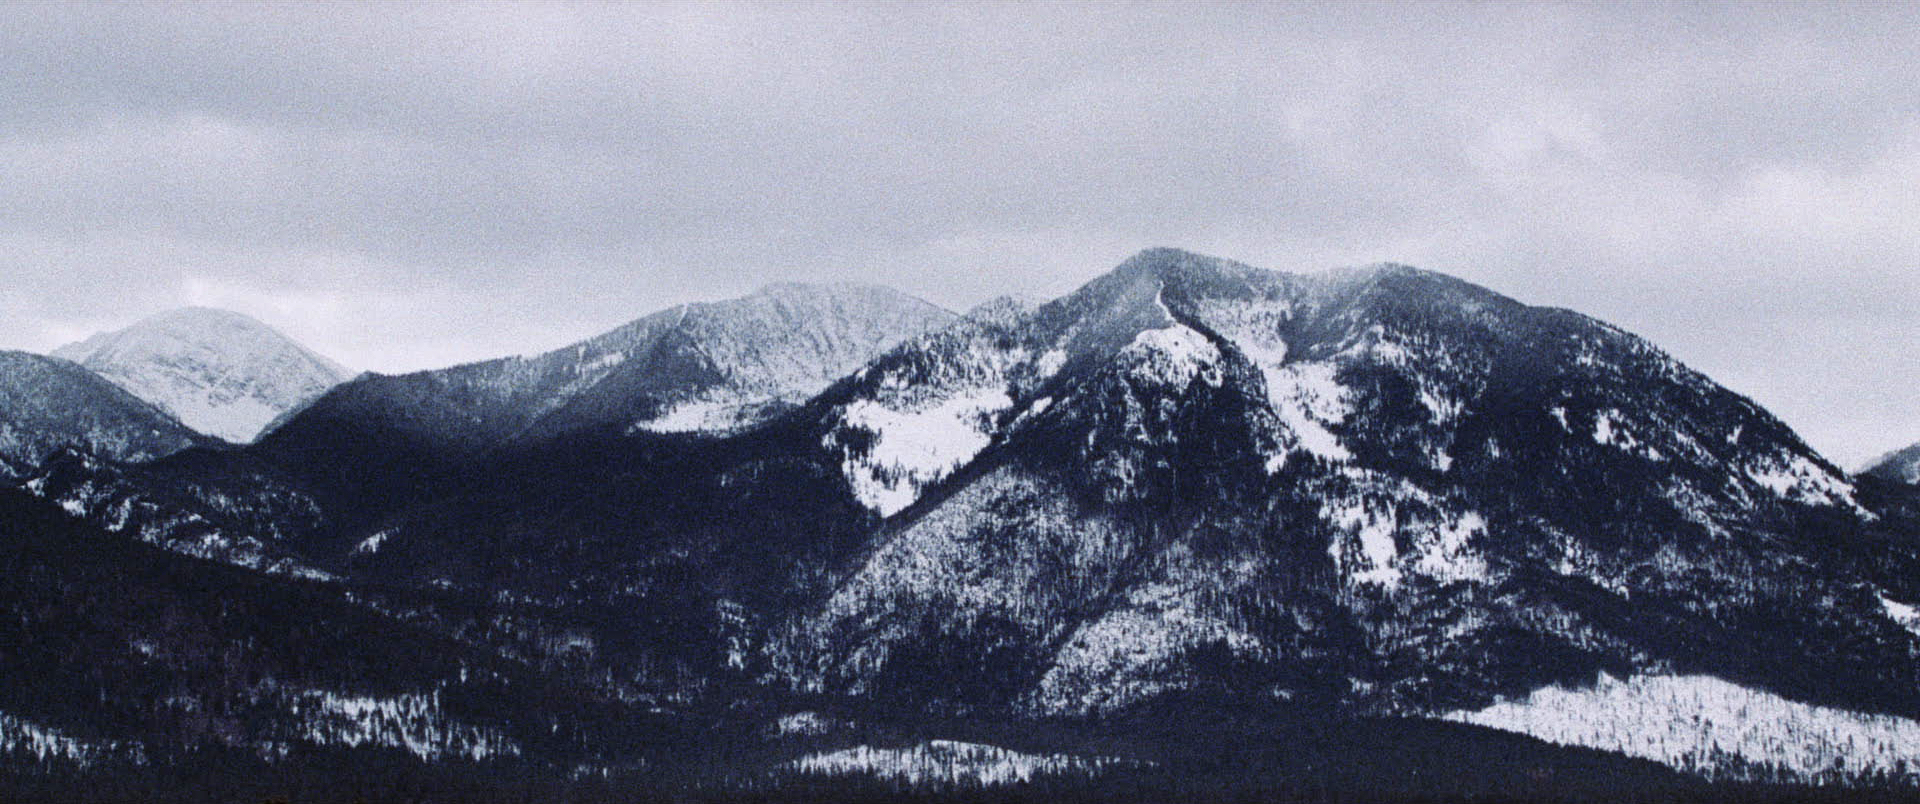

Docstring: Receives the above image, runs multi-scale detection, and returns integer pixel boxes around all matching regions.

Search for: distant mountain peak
[739,281,942,311]
[961,295,1042,327]
[152,305,280,326]
[50,307,352,443]
[1108,247,1248,283]
[752,279,887,295]
[546,282,954,435]
[1864,442,1920,484]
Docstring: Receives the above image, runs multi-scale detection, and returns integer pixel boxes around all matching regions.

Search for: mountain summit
[52,307,352,443]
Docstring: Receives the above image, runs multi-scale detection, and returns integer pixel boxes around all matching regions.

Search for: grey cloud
[1,1,1915,465]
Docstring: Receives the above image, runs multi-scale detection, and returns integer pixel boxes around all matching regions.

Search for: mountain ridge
[0,350,208,477]
[52,307,353,443]
[247,282,955,515]
[1865,442,1920,484]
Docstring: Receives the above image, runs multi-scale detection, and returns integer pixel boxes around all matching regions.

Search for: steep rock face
[0,351,205,477]
[1865,443,1920,484]
[776,248,1910,724]
[52,307,352,443]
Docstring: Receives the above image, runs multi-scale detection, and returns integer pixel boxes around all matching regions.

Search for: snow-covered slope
[53,307,352,443]
[1865,442,1920,484]
[0,350,205,476]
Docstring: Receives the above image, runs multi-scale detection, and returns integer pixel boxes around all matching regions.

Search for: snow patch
[0,710,130,766]
[1747,451,1861,511]
[1593,409,1665,461]
[1320,473,1489,588]
[1031,602,1259,715]
[833,389,1014,516]
[289,689,518,762]
[1119,325,1222,387]
[791,740,1136,786]
[632,398,742,434]
[352,529,393,555]
[1035,349,1068,378]
[1411,511,1488,584]
[1324,498,1401,588]
[1194,310,1353,468]
[1443,672,1920,783]
[770,711,838,737]
[1881,594,1920,639]
[1010,396,1054,429]
[1419,387,1462,424]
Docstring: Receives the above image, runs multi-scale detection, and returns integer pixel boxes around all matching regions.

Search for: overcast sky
[1,1,1915,466]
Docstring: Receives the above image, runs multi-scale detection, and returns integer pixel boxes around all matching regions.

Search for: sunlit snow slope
[53,307,352,443]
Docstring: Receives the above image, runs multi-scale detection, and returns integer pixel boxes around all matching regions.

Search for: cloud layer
[2,2,1914,465]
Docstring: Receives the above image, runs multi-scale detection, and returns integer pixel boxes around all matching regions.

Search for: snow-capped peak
[52,307,352,443]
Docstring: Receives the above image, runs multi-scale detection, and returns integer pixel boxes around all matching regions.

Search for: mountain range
[5,248,1920,801]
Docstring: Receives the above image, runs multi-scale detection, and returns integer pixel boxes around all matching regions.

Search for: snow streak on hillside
[0,711,139,767]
